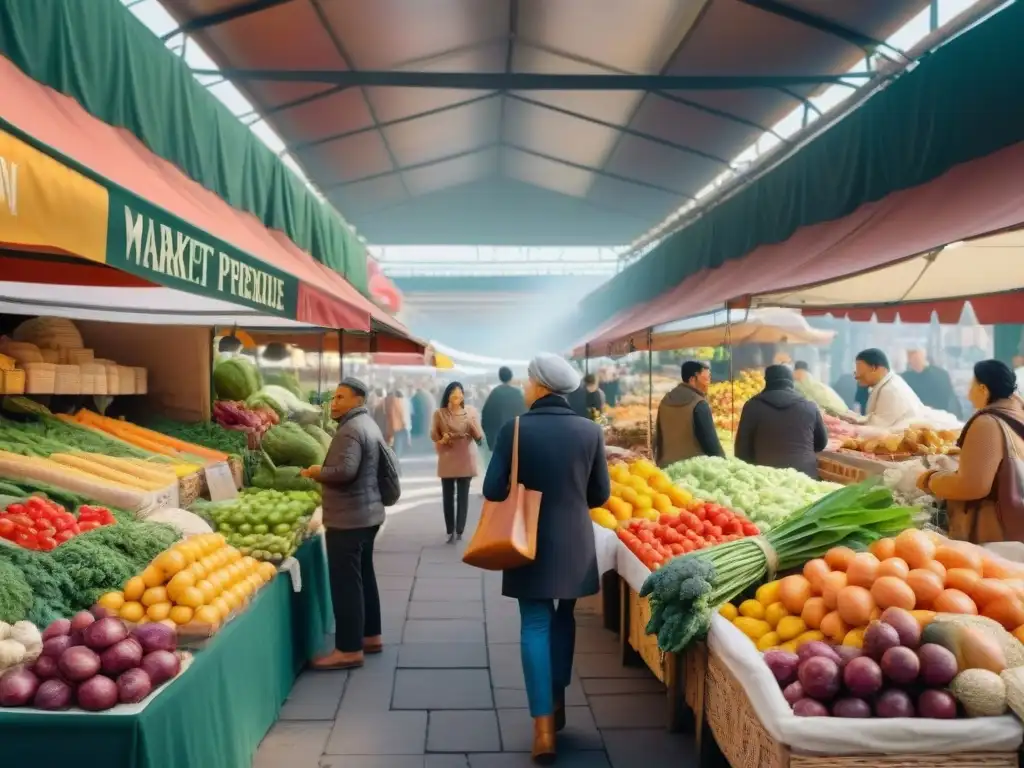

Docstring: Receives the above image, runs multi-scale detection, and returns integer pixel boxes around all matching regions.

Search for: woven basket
[22,362,56,394]
[134,367,148,395]
[178,471,203,508]
[116,366,136,395]
[0,340,43,365]
[0,369,25,395]
[627,587,665,682]
[817,456,867,486]
[54,364,81,395]
[228,455,244,489]
[12,316,84,349]
[704,650,1017,768]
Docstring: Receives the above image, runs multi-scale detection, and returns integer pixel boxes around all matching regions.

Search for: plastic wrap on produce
[707,615,1023,755]
[615,537,650,594]
[592,522,618,577]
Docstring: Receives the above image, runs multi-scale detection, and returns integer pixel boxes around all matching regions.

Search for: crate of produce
[80,362,107,395]
[134,366,148,395]
[117,366,136,395]
[0,340,43,365]
[178,470,203,507]
[228,455,244,489]
[628,587,665,682]
[0,368,25,395]
[817,455,867,486]
[54,364,81,395]
[94,359,119,394]
[22,362,56,394]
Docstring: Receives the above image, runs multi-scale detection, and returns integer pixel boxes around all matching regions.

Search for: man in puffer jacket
[734,365,829,478]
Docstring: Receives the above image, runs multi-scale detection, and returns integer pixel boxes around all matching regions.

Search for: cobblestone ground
[254,454,698,768]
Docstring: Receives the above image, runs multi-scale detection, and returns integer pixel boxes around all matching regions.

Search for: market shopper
[918,360,1024,543]
[305,377,389,670]
[845,348,929,430]
[904,349,963,419]
[653,360,725,468]
[431,381,484,542]
[482,352,610,763]
[481,366,527,466]
[735,365,829,478]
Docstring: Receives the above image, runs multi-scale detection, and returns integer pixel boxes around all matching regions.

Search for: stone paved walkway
[254,454,698,768]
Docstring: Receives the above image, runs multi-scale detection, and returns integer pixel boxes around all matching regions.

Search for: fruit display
[0,495,115,550]
[591,458,694,529]
[665,455,841,530]
[840,427,961,457]
[618,502,760,571]
[199,488,318,562]
[0,620,42,673]
[0,612,183,711]
[707,369,764,431]
[98,533,277,633]
[640,481,917,653]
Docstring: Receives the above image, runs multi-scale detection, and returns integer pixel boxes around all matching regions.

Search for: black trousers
[441,477,471,535]
[325,525,382,653]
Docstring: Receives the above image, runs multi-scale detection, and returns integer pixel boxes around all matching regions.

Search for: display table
[0,537,333,768]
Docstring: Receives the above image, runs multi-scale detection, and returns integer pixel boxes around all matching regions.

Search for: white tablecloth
[615,537,651,593]
[592,522,619,577]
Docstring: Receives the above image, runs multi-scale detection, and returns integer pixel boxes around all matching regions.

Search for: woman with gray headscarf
[482,353,611,763]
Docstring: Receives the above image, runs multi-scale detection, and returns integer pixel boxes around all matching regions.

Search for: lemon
[123,577,146,602]
[169,605,194,625]
[98,592,125,612]
[756,580,782,607]
[776,616,808,641]
[119,601,145,623]
[194,605,221,628]
[738,600,766,620]
[757,631,781,651]
[733,617,771,641]
[794,630,826,648]
[764,602,789,628]
[718,603,739,621]
[141,565,165,589]
[146,602,172,622]
[142,586,168,607]
[178,586,205,609]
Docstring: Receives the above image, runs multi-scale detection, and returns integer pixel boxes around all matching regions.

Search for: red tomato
[4,503,25,516]
[13,532,34,549]
[742,523,759,536]
[35,526,56,539]
[77,520,101,533]
[37,537,57,552]
[5,514,33,529]
[0,519,13,538]
[693,506,707,521]
[55,529,76,543]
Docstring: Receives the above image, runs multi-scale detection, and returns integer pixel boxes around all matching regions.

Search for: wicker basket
[178,471,203,508]
[0,369,25,395]
[0,340,43,365]
[133,367,148,395]
[22,362,56,394]
[628,587,665,682]
[817,455,867,486]
[228,455,244,489]
[116,366,136,395]
[703,649,1017,768]
[54,364,81,395]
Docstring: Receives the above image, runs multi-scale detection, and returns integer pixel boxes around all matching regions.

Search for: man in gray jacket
[304,376,387,670]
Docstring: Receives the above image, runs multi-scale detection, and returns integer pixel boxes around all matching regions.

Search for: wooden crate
[817,455,867,486]
[703,648,1017,768]
[178,471,203,508]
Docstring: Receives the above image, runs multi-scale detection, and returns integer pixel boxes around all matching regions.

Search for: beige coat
[431,406,483,478]
[928,398,1024,544]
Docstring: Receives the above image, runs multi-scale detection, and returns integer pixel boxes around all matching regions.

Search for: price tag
[204,461,238,502]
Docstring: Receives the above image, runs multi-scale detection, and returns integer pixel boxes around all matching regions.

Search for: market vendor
[918,360,1024,543]
[903,349,963,420]
[793,361,849,414]
[654,360,725,467]
[842,349,929,430]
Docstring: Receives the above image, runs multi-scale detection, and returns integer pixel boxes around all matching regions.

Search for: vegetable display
[261,422,327,468]
[213,357,262,402]
[0,620,42,672]
[0,613,183,711]
[246,385,321,425]
[0,495,115,551]
[665,456,841,530]
[72,410,228,464]
[707,369,765,431]
[593,458,694,528]
[144,417,250,457]
[640,480,917,653]
[200,488,318,562]
[249,450,320,492]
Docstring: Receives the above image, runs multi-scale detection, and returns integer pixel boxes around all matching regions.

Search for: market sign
[0,128,108,264]
[108,197,298,317]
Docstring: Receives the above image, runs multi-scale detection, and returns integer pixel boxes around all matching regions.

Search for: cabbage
[213,357,261,401]
[261,423,326,468]
[251,451,320,491]
[302,424,333,453]
[247,385,321,424]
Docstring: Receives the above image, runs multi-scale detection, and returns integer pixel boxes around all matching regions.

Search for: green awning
[0,0,368,294]
[572,0,1024,339]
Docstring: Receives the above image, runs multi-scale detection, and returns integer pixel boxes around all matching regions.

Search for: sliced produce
[201,488,318,562]
[72,410,228,463]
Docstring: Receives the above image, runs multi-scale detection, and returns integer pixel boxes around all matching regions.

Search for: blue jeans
[518,598,577,717]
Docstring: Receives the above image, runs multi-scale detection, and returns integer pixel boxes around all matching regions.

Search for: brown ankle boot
[532,714,557,764]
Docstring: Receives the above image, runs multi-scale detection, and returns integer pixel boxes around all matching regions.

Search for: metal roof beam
[292,92,500,152]
[191,68,874,90]
[497,0,519,177]
[328,144,500,189]
[161,0,296,40]
[735,0,899,57]
[503,142,693,199]
[506,94,731,167]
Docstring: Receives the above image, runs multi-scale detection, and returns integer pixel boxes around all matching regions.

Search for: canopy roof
[156,0,932,245]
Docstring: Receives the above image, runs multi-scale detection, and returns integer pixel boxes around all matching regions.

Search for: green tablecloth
[0,536,333,768]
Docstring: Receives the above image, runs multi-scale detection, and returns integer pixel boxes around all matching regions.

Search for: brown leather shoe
[363,635,384,654]
[532,714,557,764]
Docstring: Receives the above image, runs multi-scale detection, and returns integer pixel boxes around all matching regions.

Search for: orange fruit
[141,586,168,607]
[98,592,125,612]
[196,579,218,604]
[178,586,205,609]
[167,571,197,602]
[194,605,221,628]
[169,605,194,625]
[146,602,172,622]
[211,597,231,620]
[141,565,165,589]
[894,529,937,570]
[154,549,187,577]
[119,601,145,623]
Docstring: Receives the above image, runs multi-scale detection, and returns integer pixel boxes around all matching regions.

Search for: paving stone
[393,669,494,709]
[255,721,332,767]
[417,562,481,579]
[374,554,420,576]
[487,644,524,689]
[496,707,602,753]
[409,600,484,619]
[279,670,348,720]
[378,575,415,593]
[397,642,489,668]
[427,710,501,753]
[492,687,528,708]
[601,728,698,768]
[581,677,665,696]
[338,670,395,712]
[574,653,650,679]
[420,548,466,564]
[413,578,482,601]
[325,711,428,755]
[469,753,611,768]
[381,618,406,645]
[589,693,667,729]
[403,619,485,643]
[574,627,620,654]
[426,756,471,768]
[379,590,412,614]
[484,616,520,644]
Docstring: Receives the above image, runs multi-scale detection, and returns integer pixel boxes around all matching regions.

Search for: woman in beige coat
[919,360,1024,543]
[432,381,483,543]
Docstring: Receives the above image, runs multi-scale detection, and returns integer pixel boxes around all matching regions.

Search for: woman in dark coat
[735,365,829,478]
[483,353,610,763]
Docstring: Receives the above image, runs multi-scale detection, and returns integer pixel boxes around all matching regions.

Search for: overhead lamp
[262,342,291,362]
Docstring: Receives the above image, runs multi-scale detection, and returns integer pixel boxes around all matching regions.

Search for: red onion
[117,668,153,704]
[33,679,74,710]
[141,650,180,686]
[0,668,40,707]
[76,675,118,712]
[100,638,144,676]
[83,617,129,651]
[58,646,101,683]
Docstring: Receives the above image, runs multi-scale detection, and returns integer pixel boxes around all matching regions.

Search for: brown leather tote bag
[463,417,542,571]
[993,416,1024,542]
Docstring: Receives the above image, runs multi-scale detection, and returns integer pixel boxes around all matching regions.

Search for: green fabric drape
[0,0,368,295]
[574,0,1024,338]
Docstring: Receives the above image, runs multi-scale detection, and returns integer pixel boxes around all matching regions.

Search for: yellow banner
[0,128,109,264]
